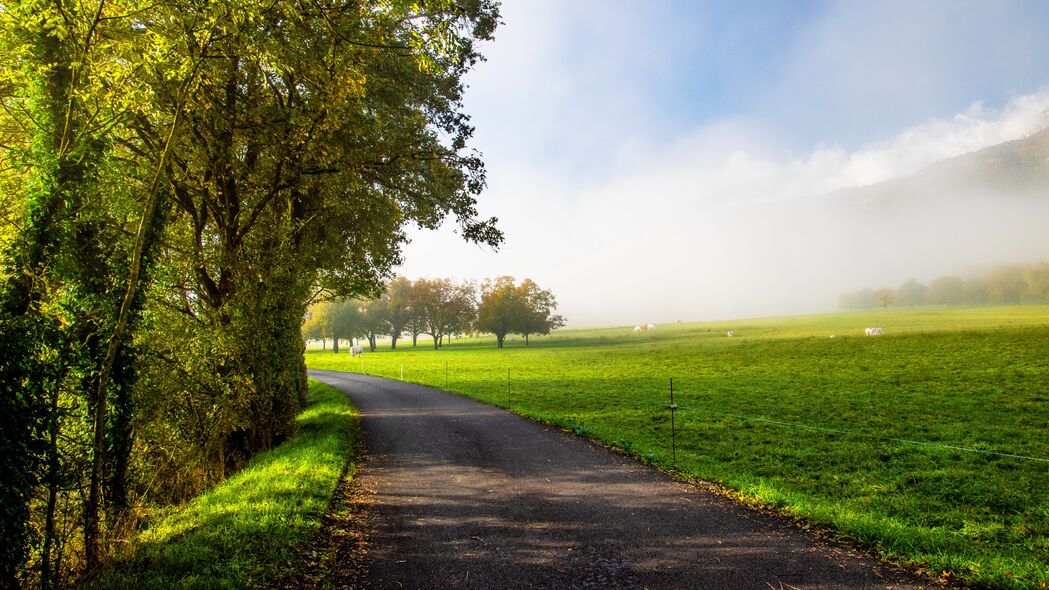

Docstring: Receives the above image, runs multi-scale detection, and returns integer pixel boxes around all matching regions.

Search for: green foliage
[476,276,564,347]
[307,305,1049,589]
[477,276,525,348]
[385,276,415,349]
[412,278,476,348]
[141,0,503,461]
[88,380,358,590]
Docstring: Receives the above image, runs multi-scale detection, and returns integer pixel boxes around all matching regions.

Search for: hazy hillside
[823,125,1049,212]
[739,127,1049,312]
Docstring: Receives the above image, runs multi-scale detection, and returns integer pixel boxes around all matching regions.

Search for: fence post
[445,361,448,389]
[507,368,511,407]
[669,377,677,467]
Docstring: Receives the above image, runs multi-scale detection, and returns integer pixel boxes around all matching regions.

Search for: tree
[477,276,527,348]
[303,300,361,352]
[986,266,1025,304]
[873,288,895,310]
[895,278,928,307]
[386,277,414,349]
[415,278,476,349]
[360,296,390,352]
[516,278,565,344]
[963,277,990,305]
[0,0,190,575]
[476,277,565,347]
[839,288,876,310]
[1022,261,1049,302]
[302,305,329,349]
[405,279,430,347]
[331,300,364,351]
[928,276,965,305]
[137,1,502,464]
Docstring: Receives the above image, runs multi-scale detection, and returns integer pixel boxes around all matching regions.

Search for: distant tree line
[840,262,1049,310]
[304,276,565,350]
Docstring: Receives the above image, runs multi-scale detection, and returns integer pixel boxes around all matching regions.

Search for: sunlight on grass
[308,305,1049,589]
[90,381,358,590]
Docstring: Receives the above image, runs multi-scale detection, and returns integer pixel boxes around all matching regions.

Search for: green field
[306,306,1049,589]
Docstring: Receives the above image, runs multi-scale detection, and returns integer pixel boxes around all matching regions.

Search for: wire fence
[344,358,1049,468]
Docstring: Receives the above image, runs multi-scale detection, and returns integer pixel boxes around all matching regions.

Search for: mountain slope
[824,126,1049,211]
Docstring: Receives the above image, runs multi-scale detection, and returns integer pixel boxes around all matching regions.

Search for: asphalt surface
[309,369,932,590]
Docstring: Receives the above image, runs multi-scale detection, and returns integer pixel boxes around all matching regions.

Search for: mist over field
[395,1,1049,327]
[400,111,1049,327]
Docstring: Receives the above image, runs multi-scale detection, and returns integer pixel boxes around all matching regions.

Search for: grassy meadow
[90,381,359,590]
[306,306,1049,589]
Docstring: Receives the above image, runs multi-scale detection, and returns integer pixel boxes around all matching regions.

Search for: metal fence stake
[670,377,677,467]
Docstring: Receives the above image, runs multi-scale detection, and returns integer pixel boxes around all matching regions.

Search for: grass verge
[89,380,358,590]
[307,306,1049,589]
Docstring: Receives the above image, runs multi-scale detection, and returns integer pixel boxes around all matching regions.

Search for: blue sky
[398,0,1049,326]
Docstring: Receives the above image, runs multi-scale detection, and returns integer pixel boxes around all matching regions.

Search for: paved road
[310,370,931,590]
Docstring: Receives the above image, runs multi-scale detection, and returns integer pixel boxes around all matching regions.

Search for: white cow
[350,344,365,357]
[864,327,884,336]
[726,330,735,337]
[647,323,656,330]
[633,325,643,332]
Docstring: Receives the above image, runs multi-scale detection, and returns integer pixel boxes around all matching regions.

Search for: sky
[396,0,1049,327]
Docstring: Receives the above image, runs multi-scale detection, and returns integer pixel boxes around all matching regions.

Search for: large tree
[302,299,364,352]
[0,0,194,576]
[139,1,502,460]
[477,276,527,348]
[386,276,414,349]
[360,295,390,352]
[415,278,476,349]
[516,278,564,344]
[895,278,929,308]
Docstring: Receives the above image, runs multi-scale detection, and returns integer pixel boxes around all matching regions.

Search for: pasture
[305,306,1049,589]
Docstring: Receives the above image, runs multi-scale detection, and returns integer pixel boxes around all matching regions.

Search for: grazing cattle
[726,330,735,337]
[864,327,884,336]
[350,345,365,357]
[633,325,642,332]
[634,324,655,332]
[647,323,656,330]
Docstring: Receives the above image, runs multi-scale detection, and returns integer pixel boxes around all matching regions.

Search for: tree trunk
[391,335,398,349]
[41,382,60,590]
[497,334,504,349]
[412,332,418,346]
[332,336,339,354]
[525,333,530,345]
[86,62,194,569]
[106,343,137,518]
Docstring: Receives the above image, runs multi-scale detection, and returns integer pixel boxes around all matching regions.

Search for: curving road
[310,369,931,590]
